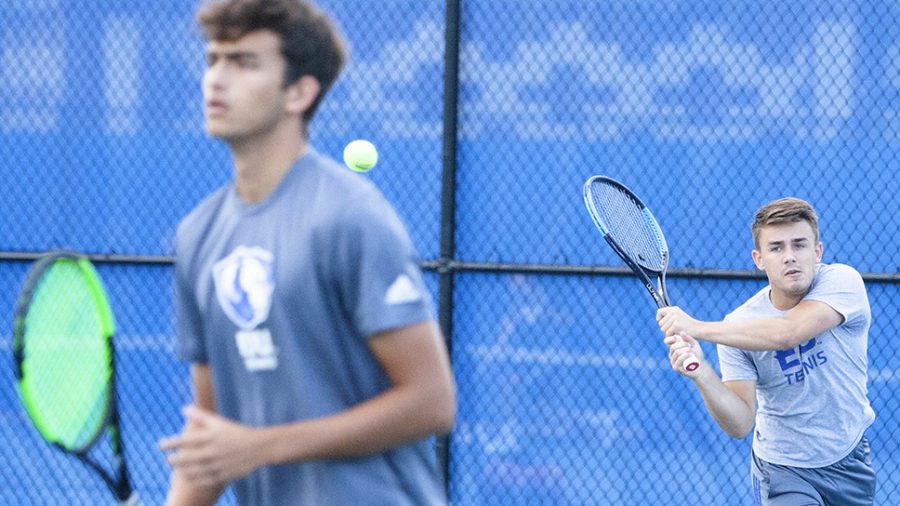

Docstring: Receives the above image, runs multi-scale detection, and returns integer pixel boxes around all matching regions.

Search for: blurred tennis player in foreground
[657,198,875,505]
[159,1,456,504]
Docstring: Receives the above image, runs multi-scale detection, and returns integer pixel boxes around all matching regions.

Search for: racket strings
[19,260,113,451]
[587,181,667,271]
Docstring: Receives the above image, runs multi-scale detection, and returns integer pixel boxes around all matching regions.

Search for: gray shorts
[750,436,876,506]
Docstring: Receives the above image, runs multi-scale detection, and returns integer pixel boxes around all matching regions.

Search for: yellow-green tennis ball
[343,139,378,172]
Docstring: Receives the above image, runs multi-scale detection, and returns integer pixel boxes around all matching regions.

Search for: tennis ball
[343,139,378,172]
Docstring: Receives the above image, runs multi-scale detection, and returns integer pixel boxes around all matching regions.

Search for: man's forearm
[690,300,845,351]
[691,365,755,439]
[257,382,454,466]
[660,301,844,351]
[696,317,806,351]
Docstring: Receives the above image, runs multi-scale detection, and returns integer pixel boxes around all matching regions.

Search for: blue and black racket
[583,176,700,372]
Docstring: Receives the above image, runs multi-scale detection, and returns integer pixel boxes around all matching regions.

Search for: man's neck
[769,288,806,311]
[230,124,307,204]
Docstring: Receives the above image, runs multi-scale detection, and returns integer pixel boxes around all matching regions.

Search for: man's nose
[783,247,797,263]
[204,64,228,89]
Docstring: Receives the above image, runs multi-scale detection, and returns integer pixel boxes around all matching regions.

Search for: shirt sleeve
[717,313,759,382]
[717,343,759,382]
[332,190,434,339]
[803,264,869,330]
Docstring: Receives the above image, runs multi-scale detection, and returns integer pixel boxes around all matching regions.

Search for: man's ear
[751,249,765,271]
[285,75,320,115]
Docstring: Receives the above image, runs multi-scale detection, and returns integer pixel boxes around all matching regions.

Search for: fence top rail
[3,252,896,283]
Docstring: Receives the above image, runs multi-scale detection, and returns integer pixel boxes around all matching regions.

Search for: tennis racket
[583,176,700,372]
[13,252,142,505]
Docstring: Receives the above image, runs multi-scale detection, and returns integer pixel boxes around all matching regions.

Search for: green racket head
[13,252,116,453]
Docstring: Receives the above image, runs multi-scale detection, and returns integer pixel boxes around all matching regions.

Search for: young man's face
[752,220,823,301]
[202,30,291,141]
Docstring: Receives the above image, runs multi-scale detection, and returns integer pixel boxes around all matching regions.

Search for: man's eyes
[205,55,259,68]
[769,243,808,252]
[235,57,259,68]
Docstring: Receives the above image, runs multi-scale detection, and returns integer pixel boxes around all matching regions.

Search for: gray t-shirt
[718,263,875,468]
[174,149,445,505]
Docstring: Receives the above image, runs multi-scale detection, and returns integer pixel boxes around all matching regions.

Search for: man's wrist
[694,320,715,341]
[251,425,278,469]
[690,361,717,383]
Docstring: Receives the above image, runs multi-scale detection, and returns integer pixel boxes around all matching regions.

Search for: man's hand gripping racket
[582,176,700,372]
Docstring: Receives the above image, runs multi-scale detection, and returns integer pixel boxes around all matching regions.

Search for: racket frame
[583,176,671,308]
[583,176,700,372]
[13,251,139,504]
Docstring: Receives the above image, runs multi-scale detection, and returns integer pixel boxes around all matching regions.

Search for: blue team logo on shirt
[212,246,275,330]
[775,337,829,385]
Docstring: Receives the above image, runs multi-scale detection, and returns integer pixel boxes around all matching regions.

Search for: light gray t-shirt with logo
[718,263,875,468]
[175,149,445,505]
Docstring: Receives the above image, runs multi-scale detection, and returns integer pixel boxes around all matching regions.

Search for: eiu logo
[212,246,275,330]
[775,337,829,385]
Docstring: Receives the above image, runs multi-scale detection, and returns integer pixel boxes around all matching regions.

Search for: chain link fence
[1,0,897,504]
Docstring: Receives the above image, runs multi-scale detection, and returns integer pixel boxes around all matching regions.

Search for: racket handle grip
[673,335,701,372]
[682,354,700,372]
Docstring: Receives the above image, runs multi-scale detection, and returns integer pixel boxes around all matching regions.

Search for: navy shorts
[750,436,876,506]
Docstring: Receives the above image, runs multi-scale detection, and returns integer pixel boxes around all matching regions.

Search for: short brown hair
[752,197,819,248]
[197,0,348,131]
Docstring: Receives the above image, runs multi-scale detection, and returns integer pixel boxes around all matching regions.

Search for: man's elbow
[437,388,458,435]
[725,427,752,440]
[716,411,754,440]
[722,420,754,440]
[764,325,808,350]
[774,333,800,350]
[427,382,457,435]
[768,320,809,349]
